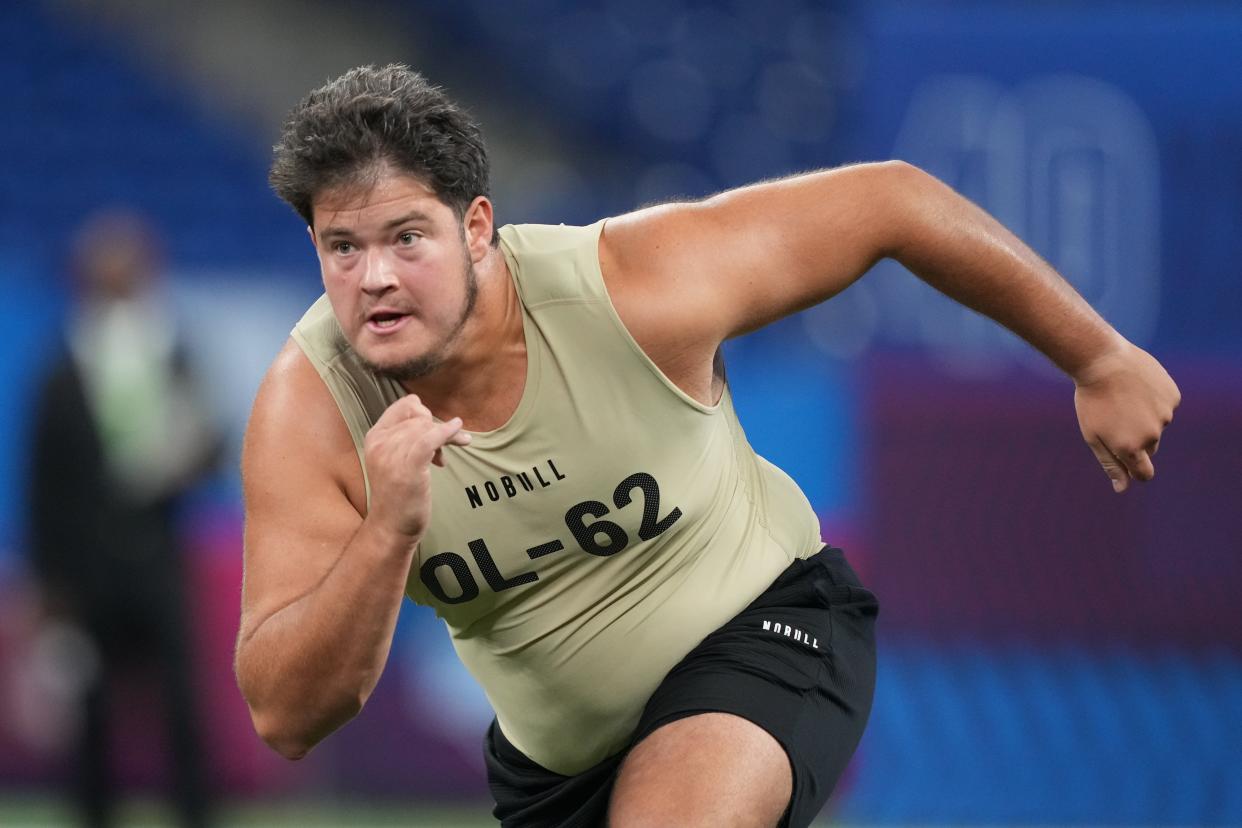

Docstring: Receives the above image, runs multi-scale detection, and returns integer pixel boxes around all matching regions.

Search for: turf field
[0,797,497,827]
[0,795,850,826]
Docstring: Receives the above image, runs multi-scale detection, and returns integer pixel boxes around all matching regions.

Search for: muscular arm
[601,160,1179,490]
[236,341,464,759]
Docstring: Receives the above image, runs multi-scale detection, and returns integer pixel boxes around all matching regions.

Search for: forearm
[887,163,1126,380]
[236,518,416,758]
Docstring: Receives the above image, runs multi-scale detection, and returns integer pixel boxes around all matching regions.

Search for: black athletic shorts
[484,545,879,828]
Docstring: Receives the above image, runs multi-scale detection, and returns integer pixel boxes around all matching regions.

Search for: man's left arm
[600,160,1180,493]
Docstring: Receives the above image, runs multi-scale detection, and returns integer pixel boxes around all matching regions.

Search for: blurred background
[1,0,1240,825]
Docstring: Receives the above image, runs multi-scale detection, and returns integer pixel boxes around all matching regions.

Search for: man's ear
[463,196,494,262]
[306,225,316,248]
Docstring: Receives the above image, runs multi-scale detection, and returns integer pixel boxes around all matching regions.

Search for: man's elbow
[866,159,932,205]
[879,158,917,174]
[251,708,316,760]
[244,700,357,759]
[863,159,937,259]
[247,695,363,761]
[234,642,373,760]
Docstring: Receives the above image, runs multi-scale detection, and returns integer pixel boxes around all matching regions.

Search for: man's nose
[360,249,398,293]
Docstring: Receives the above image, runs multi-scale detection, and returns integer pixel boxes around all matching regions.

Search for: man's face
[311,171,484,381]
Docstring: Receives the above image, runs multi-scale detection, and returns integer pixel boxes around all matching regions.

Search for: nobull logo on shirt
[465,458,567,509]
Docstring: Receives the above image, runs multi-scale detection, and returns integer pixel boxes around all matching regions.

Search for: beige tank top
[291,221,823,774]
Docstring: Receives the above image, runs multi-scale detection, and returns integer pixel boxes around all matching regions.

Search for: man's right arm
[235,340,465,759]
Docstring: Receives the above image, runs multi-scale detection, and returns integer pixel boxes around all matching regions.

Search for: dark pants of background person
[76,548,209,828]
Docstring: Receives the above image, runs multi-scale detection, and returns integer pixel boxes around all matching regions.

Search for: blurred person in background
[237,66,1180,828]
[26,209,220,828]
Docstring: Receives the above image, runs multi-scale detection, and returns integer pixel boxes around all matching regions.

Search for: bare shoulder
[243,338,364,516]
[597,204,725,406]
[598,163,910,356]
[597,200,713,314]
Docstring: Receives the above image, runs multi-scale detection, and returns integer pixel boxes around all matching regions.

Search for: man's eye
[333,241,355,254]
[398,232,418,245]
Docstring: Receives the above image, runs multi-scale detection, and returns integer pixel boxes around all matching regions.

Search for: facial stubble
[360,248,480,382]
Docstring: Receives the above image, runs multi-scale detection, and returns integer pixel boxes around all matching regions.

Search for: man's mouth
[365,310,412,334]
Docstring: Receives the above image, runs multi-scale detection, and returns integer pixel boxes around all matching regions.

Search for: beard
[358,253,480,382]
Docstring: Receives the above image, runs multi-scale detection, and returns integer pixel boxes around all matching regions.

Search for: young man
[236,65,1179,828]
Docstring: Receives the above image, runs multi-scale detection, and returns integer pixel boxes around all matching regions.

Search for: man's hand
[364,395,472,541]
[1072,341,1181,493]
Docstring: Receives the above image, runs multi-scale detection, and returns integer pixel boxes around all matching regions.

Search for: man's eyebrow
[384,210,434,229]
[319,210,434,239]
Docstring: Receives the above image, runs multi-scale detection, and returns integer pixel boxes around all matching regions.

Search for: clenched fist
[363,395,472,541]
[1073,341,1181,493]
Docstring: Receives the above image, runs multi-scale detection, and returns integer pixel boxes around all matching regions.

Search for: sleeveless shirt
[291,221,823,774]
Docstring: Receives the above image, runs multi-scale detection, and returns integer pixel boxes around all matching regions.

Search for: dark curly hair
[270,64,495,240]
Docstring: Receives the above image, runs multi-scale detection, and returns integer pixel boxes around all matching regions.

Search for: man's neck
[399,247,528,431]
